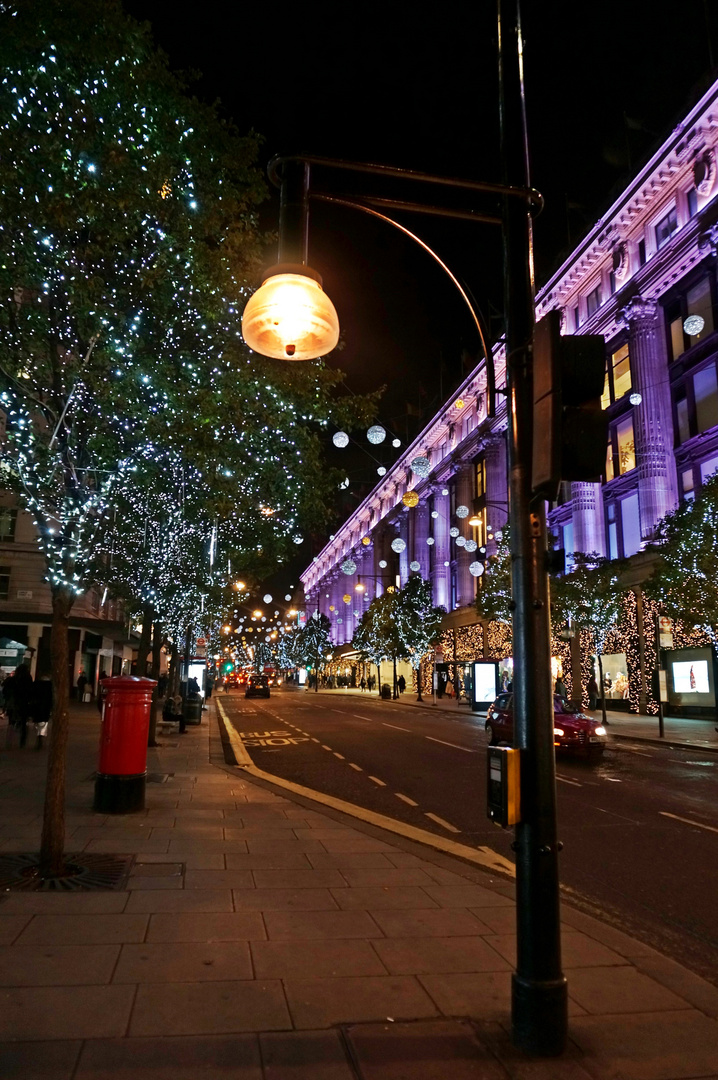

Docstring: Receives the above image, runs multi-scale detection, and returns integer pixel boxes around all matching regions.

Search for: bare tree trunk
[597,652,608,729]
[148,616,162,747]
[39,585,74,878]
[416,660,423,701]
[136,602,152,678]
[393,656,398,699]
[168,641,180,696]
[376,662,381,695]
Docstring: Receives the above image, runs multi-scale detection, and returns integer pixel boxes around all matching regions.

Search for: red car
[485,693,607,758]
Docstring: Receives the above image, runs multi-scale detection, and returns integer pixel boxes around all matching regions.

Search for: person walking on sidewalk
[5,664,33,747]
[397,674,406,694]
[32,673,52,750]
[359,676,366,692]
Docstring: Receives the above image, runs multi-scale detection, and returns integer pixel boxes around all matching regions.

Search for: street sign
[658,617,673,633]
[434,647,445,660]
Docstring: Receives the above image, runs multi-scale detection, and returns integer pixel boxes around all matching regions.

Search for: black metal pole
[278,160,310,266]
[655,614,665,738]
[498,0,567,1056]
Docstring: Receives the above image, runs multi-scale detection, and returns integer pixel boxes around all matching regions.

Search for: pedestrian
[445,678,454,698]
[587,673,598,711]
[359,676,366,692]
[32,673,52,749]
[172,691,186,734]
[5,664,33,747]
[554,676,567,701]
[205,671,215,700]
[76,671,88,703]
[398,674,406,694]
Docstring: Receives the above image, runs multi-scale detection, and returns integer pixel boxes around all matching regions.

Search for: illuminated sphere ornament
[341,559,357,575]
[469,561,485,577]
[444,560,450,567]
[333,431,349,448]
[495,530,504,540]
[456,505,469,518]
[455,536,466,547]
[337,618,343,624]
[285,594,292,601]
[241,270,340,360]
[338,477,350,490]
[392,438,401,448]
[329,605,335,611]
[450,526,460,538]
[402,490,419,508]
[377,466,387,476]
[684,314,705,336]
[353,610,360,617]
[379,559,388,568]
[411,455,431,478]
[343,594,351,603]
[441,488,449,496]
[391,538,406,553]
[426,537,435,545]
[409,560,421,572]
[293,535,304,544]
[361,536,371,545]
[263,594,272,604]
[464,539,478,552]
[367,425,386,445]
[629,391,642,406]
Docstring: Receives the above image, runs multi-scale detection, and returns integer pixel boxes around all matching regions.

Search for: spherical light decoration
[377,466,387,476]
[392,438,401,448]
[469,561,485,577]
[284,594,292,601]
[293,535,304,545]
[444,560,450,567]
[441,488,449,496]
[426,537,435,545]
[241,271,340,360]
[411,455,431,478]
[464,539,478,552]
[361,536,371,545]
[409,560,421,572]
[343,594,351,604]
[341,559,357,575]
[629,391,642,406]
[431,510,439,519]
[263,594,272,603]
[495,530,504,541]
[391,538,406,553]
[353,610,361,617]
[456,504,469,518]
[329,605,335,611]
[332,430,350,448]
[402,490,419,508]
[684,314,705,336]
[450,526,460,538]
[455,536,466,547]
[454,397,466,409]
[338,477,350,490]
[367,425,386,445]
[379,559,388,568]
[336,618,343,624]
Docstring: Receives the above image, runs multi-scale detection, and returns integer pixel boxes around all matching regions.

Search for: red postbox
[94,676,157,814]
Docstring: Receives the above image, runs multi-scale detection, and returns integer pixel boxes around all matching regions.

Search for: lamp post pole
[498,0,567,1055]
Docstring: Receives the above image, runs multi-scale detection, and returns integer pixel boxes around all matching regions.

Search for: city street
[220,686,718,984]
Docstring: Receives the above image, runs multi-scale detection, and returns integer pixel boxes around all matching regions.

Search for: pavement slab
[74,1034,263,1080]
[569,1009,718,1079]
[0,943,120,985]
[345,1019,507,1080]
[370,936,512,976]
[284,974,440,1028]
[129,979,291,1037]
[0,985,136,1040]
[262,908,384,940]
[259,1030,356,1080]
[0,1039,82,1079]
[113,940,253,982]
[251,938,389,979]
[146,910,266,942]
[15,913,150,945]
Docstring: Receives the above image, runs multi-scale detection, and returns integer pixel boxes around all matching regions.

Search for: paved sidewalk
[0,701,717,1078]
[304,686,718,752]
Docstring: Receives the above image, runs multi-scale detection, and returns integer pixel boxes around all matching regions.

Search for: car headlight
[553,727,564,737]
[594,726,606,736]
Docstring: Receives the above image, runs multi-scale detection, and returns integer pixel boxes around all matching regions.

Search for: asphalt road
[219,686,718,985]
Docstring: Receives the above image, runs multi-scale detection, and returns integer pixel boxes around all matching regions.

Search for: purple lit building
[301,78,718,711]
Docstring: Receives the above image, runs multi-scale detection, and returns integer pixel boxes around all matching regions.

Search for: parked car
[485,693,607,758]
[245,674,270,699]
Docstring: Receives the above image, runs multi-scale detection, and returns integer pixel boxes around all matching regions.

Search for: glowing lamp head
[242,266,340,360]
[468,514,482,527]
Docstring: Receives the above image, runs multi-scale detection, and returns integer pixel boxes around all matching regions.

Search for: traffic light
[221,660,234,674]
[532,310,608,497]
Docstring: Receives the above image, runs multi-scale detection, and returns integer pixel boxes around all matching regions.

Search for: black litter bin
[381,683,392,700]
[183,694,203,725]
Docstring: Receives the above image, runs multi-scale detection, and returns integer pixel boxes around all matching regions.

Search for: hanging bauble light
[411,455,431,478]
[469,561,485,577]
[293,535,303,544]
[343,594,351,603]
[333,431,349,448]
[392,438,401,448]
[379,559,388,568]
[377,466,387,476]
[443,560,450,567]
[456,536,466,547]
[409,560,421,572]
[341,559,357,575]
[426,537,435,545]
[456,505,469,518]
[284,594,292,601]
[263,594,272,603]
[629,391,642,406]
[329,605,335,611]
[441,488,449,496]
[684,314,705,336]
[464,539,477,552]
[402,490,419,508]
[367,425,386,445]
[391,538,406,553]
[450,526,460,538]
[361,536,371,545]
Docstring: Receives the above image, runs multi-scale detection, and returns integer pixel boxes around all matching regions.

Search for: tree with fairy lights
[647,472,718,644]
[352,588,405,698]
[294,612,332,691]
[475,528,513,627]
[394,575,445,700]
[550,552,625,727]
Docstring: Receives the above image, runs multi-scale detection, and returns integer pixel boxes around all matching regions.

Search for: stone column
[374,530,390,598]
[571,482,606,557]
[432,488,451,610]
[484,435,509,555]
[414,500,431,579]
[455,465,475,608]
[620,297,677,540]
[398,513,410,585]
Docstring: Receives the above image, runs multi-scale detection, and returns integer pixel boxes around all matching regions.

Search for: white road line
[425,736,475,753]
[333,752,345,760]
[603,777,622,782]
[321,745,332,751]
[368,775,386,786]
[353,715,374,721]
[623,749,653,757]
[311,737,320,743]
[395,793,419,806]
[660,811,718,834]
[556,775,582,788]
[382,723,412,732]
[425,812,461,833]
[349,763,363,771]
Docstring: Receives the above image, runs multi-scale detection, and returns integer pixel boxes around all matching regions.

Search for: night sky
[123,0,717,576]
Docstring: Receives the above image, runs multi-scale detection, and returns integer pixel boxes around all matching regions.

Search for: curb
[608,731,718,754]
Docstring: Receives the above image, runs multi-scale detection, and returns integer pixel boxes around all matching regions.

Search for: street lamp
[244,1,565,1056]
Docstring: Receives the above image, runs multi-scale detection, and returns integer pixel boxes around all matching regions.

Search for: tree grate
[0,852,134,891]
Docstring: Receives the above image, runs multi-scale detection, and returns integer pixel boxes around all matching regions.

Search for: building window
[620,493,641,556]
[601,343,632,408]
[606,502,619,559]
[655,206,678,250]
[0,566,9,600]
[675,390,690,444]
[638,238,647,266]
[475,458,486,500]
[667,274,715,360]
[562,521,574,562]
[0,508,17,543]
[687,187,698,218]
[607,415,636,479]
[700,455,718,484]
[573,305,580,331]
[586,284,602,318]
[681,468,695,502]
[609,270,617,295]
[694,364,718,434]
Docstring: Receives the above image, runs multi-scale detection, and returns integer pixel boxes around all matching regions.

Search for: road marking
[311,737,320,743]
[333,752,345,760]
[321,745,332,751]
[659,811,718,834]
[623,748,653,757]
[368,776,386,786]
[395,793,419,806]
[349,763,363,771]
[556,775,582,787]
[353,714,374,721]
[603,777,622,782]
[425,736,475,753]
[382,723,411,732]
[425,812,461,833]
